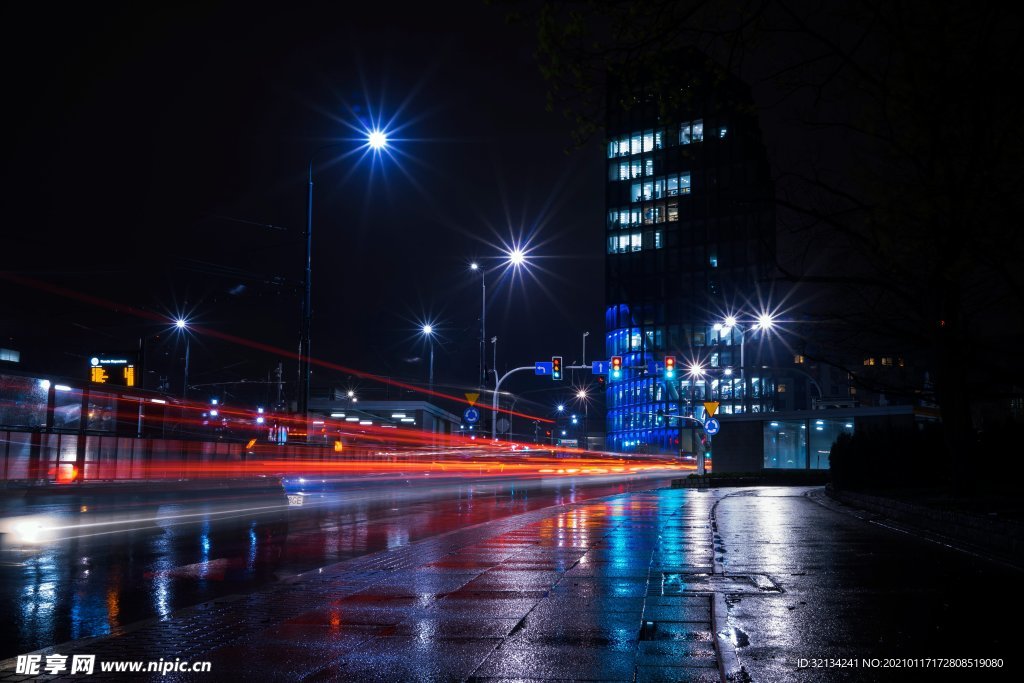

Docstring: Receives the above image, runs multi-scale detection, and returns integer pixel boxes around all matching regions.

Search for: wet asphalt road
[0,473,673,661]
[715,487,1024,680]
[1,483,1021,680]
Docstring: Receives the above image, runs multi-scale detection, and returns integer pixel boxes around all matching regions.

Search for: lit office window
[692,120,704,142]
[643,130,654,152]
[631,134,642,154]
[680,173,691,194]
[644,158,654,176]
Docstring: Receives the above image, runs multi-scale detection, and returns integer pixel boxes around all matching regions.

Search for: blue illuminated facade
[604,58,778,454]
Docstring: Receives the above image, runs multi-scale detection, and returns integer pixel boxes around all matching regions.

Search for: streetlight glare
[368,130,387,150]
[557,404,565,412]
[576,390,587,399]
[756,312,775,330]
[688,362,706,377]
[175,319,187,329]
[508,248,526,267]
[470,262,479,271]
[422,324,433,336]
[724,315,738,328]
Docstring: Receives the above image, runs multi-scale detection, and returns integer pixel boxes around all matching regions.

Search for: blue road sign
[648,360,659,375]
[704,418,720,435]
[591,360,608,375]
[463,407,480,424]
[535,362,553,376]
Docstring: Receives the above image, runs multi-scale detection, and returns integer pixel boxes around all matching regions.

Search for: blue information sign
[591,360,608,375]
[704,418,720,435]
[535,362,553,376]
[463,407,480,424]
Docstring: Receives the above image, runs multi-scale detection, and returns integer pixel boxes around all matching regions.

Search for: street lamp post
[716,313,775,413]
[299,130,389,424]
[175,319,190,400]
[421,324,435,395]
[582,331,589,366]
[470,263,486,388]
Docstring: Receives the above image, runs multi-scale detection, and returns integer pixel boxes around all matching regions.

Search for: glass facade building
[604,58,778,454]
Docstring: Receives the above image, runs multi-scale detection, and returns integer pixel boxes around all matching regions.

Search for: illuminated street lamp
[175,318,190,400]
[299,128,390,425]
[421,324,435,394]
[470,246,532,390]
[715,311,776,412]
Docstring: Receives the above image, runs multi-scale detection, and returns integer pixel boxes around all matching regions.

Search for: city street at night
[3,0,1022,680]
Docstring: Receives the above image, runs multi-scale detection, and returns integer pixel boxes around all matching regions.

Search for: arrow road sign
[535,362,553,376]
[591,360,608,375]
[463,407,480,424]
[704,418,720,435]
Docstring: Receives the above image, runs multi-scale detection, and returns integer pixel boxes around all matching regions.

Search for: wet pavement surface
[0,475,674,661]
[1,484,1021,681]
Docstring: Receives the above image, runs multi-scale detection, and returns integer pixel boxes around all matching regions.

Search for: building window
[778,384,786,393]
[667,202,679,222]
[0,348,19,363]
[863,358,876,366]
[680,120,704,145]
[719,126,727,138]
[881,357,893,366]
[794,354,805,364]
[643,130,655,152]
[898,357,905,367]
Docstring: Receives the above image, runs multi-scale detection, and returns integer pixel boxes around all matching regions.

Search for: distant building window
[849,386,857,395]
[794,354,805,364]
[719,126,727,138]
[679,119,705,145]
[898,357,905,367]
[0,348,19,363]
[881,357,893,367]
[863,358,876,366]
[778,384,786,393]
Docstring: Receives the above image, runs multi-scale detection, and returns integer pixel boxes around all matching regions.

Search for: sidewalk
[0,488,729,682]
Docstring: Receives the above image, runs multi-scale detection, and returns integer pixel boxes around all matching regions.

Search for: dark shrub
[830,423,947,491]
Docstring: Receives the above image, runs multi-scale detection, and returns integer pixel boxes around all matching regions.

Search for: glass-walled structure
[763,417,854,469]
[604,53,777,453]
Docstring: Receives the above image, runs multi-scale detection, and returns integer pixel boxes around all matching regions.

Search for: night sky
[2,3,606,414]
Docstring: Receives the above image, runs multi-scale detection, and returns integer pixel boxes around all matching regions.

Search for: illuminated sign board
[89,354,137,387]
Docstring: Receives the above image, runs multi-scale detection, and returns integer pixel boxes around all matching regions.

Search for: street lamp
[421,324,435,395]
[715,311,776,413]
[469,247,532,390]
[175,318,190,400]
[576,388,589,449]
[299,129,390,424]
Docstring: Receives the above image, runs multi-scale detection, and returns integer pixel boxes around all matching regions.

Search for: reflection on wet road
[0,474,674,659]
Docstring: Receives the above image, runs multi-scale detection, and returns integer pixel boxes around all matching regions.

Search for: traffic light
[611,355,622,380]
[664,355,676,379]
[552,356,562,381]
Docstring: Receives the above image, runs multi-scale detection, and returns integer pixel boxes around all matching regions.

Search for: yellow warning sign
[465,392,480,407]
[703,401,719,418]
